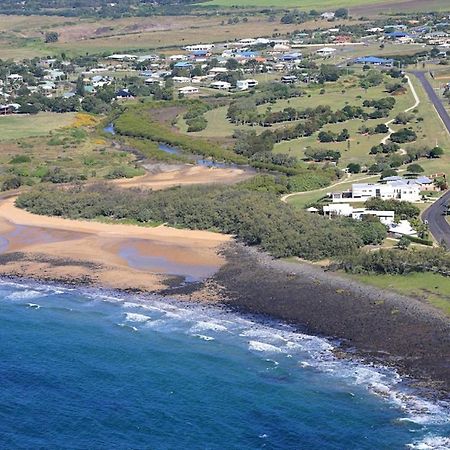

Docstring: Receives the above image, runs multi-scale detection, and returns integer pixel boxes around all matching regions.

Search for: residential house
[321,12,335,20]
[322,203,395,225]
[210,81,231,90]
[236,79,258,90]
[115,88,134,99]
[354,56,395,67]
[389,220,417,237]
[330,180,421,203]
[184,44,214,52]
[178,86,199,95]
[316,47,337,57]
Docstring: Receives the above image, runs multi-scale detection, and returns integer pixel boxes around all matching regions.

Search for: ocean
[0,279,449,449]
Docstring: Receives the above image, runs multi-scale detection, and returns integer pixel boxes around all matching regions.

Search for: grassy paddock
[200,0,450,11]
[0,113,77,141]
[200,0,383,7]
[349,272,450,316]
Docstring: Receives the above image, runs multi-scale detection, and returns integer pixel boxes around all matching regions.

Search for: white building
[210,81,231,90]
[322,203,395,225]
[184,44,215,52]
[172,76,191,83]
[236,79,258,90]
[316,47,337,56]
[178,86,199,95]
[389,220,417,237]
[321,12,335,20]
[331,180,421,203]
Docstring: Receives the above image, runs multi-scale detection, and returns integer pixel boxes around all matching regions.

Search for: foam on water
[1,278,449,448]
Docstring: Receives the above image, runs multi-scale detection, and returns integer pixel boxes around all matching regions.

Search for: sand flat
[113,165,250,190]
[0,197,229,290]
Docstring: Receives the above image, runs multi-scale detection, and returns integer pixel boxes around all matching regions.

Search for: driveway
[422,190,450,248]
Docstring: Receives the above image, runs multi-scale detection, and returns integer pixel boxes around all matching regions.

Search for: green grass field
[0,113,77,141]
[349,272,450,316]
[200,0,450,11]
[200,0,382,8]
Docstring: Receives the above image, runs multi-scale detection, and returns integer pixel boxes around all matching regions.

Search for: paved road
[411,71,450,246]
[422,190,450,248]
[411,71,450,134]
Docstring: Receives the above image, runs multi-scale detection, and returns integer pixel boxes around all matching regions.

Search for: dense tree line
[16,182,387,261]
[113,102,339,187]
[339,247,450,276]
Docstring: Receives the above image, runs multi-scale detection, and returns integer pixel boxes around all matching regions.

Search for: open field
[48,16,339,55]
[201,0,450,13]
[0,13,351,59]
[0,113,77,141]
[349,272,450,316]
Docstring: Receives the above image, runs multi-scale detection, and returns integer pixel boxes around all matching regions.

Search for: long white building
[331,180,421,203]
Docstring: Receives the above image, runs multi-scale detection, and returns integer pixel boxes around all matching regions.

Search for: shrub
[9,155,31,164]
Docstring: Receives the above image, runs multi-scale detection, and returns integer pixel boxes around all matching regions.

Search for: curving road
[422,190,450,248]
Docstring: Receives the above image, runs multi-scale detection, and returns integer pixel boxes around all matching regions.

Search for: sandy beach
[0,197,229,291]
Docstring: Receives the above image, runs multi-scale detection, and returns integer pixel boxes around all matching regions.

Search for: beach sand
[0,197,229,291]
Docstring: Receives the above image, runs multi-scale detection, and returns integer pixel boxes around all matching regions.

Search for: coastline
[202,243,450,400]
[0,198,449,399]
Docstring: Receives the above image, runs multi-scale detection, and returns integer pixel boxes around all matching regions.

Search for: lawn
[0,113,77,141]
[272,77,415,167]
[285,173,380,208]
[348,272,450,316]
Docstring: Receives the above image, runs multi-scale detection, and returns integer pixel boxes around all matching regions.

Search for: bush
[340,247,448,275]
[9,155,31,164]
[2,176,22,191]
[390,128,417,143]
[16,183,378,262]
[364,198,420,219]
[347,163,361,174]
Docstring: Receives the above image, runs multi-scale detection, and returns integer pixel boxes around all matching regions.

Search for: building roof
[354,56,394,64]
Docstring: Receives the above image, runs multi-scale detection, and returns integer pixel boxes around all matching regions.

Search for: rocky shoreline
[202,243,450,400]
[1,243,449,400]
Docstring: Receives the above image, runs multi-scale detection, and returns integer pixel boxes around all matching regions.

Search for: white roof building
[184,44,214,52]
[210,81,231,90]
[178,86,199,95]
[236,79,258,90]
[322,203,395,226]
[389,220,417,236]
[316,47,337,56]
[331,179,421,203]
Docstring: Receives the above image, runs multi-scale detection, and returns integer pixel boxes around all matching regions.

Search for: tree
[390,128,417,143]
[334,8,348,19]
[407,163,424,173]
[375,123,389,134]
[347,163,361,174]
[381,168,398,178]
[225,58,239,71]
[396,236,411,250]
[44,32,59,43]
[430,146,444,158]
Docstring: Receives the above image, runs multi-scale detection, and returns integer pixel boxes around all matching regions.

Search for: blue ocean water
[0,280,449,449]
